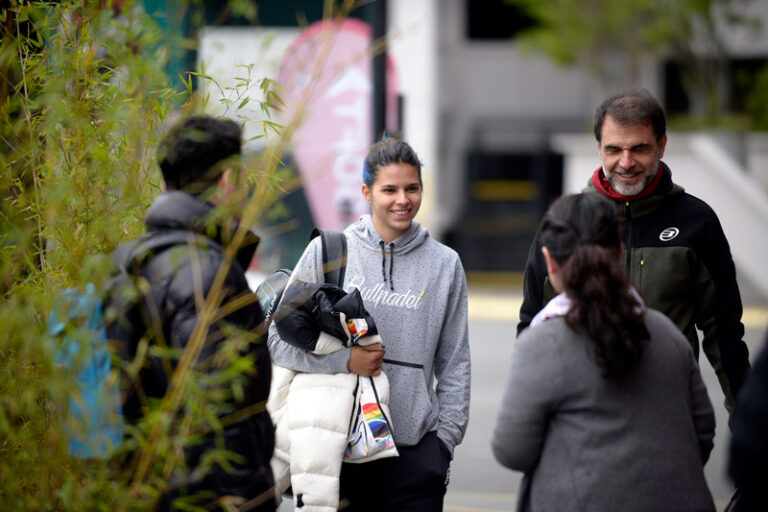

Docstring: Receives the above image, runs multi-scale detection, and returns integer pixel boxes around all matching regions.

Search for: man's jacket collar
[584,162,684,218]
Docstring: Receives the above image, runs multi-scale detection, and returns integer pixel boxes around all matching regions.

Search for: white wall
[198,27,300,150]
[746,133,768,191]
[716,0,768,56]
[389,0,439,232]
[199,1,768,255]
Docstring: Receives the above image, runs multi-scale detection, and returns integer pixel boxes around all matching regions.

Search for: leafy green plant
[2,0,374,508]
[3,2,196,509]
[745,64,768,130]
[507,0,762,125]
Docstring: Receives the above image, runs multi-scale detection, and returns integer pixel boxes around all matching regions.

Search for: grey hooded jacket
[268,215,471,455]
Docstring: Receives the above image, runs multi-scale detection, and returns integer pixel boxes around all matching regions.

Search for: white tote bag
[343,375,399,463]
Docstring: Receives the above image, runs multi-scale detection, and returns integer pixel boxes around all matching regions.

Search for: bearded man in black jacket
[518,88,750,414]
[111,115,275,511]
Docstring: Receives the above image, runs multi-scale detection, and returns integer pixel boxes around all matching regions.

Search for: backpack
[46,231,211,458]
[255,227,347,328]
[47,282,125,458]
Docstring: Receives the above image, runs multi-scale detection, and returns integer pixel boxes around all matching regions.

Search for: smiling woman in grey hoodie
[268,138,471,511]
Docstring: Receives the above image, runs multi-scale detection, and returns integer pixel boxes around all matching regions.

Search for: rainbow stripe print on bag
[344,381,396,460]
[345,404,395,459]
[363,402,393,441]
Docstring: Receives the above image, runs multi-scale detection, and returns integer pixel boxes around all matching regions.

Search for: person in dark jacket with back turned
[110,115,275,511]
[518,88,750,413]
[727,329,768,511]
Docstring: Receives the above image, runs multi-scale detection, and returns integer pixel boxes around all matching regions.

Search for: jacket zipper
[383,358,424,369]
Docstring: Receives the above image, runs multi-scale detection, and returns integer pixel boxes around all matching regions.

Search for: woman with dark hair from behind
[492,193,716,512]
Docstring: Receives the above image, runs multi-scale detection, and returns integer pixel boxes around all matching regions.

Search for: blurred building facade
[147,0,768,299]
[434,0,768,296]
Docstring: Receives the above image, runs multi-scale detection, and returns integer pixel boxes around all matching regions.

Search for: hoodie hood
[145,191,213,232]
[348,215,429,254]
[145,191,260,270]
[346,215,430,291]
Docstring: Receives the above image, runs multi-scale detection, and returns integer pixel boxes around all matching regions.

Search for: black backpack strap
[310,227,347,287]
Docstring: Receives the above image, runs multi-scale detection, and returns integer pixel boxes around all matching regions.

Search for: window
[466,0,537,41]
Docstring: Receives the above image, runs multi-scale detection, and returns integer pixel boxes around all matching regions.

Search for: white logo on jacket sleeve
[659,227,680,241]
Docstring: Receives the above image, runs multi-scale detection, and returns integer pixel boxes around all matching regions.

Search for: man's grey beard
[602,160,659,196]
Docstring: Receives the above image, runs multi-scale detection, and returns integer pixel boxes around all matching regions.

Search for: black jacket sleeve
[695,208,750,412]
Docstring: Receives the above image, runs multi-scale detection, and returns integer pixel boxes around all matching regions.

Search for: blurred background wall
[146,0,768,301]
[435,0,768,303]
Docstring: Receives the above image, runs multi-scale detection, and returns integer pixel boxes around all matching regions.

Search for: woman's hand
[348,343,386,376]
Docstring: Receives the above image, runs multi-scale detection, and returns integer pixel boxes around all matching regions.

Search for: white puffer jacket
[267,335,396,512]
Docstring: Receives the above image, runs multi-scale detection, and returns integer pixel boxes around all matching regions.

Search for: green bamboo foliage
[4,3,189,509]
[3,0,367,507]
[0,1,300,510]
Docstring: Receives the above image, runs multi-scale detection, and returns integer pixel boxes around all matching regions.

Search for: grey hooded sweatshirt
[268,215,471,455]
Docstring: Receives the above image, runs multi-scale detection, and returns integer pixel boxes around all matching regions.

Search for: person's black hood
[145,191,260,271]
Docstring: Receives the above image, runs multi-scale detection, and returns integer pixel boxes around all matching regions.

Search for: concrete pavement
[276,287,767,511]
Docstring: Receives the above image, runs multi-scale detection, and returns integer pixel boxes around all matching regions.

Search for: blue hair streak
[362,132,387,186]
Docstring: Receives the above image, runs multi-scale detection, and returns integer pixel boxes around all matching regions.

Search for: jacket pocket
[381,359,435,445]
[383,358,424,369]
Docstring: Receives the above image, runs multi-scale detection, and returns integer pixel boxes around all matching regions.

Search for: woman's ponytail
[540,194,649,380]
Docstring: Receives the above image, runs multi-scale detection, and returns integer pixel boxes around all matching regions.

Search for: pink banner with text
[277,19,399,230]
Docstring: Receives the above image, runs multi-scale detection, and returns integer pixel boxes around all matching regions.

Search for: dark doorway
[445,151,563,272]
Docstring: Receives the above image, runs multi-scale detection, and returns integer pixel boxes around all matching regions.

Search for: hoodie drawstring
[378,241,395,291]
[379,241,387,285]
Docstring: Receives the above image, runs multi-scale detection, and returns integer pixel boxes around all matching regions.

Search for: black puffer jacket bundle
[109,191,275,511]
[274,281,378,352]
